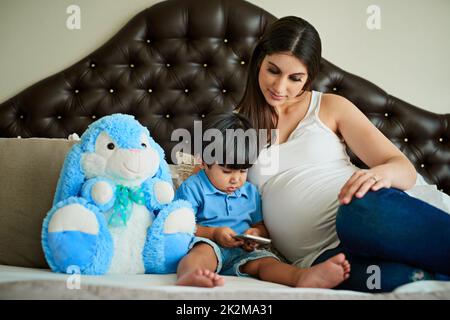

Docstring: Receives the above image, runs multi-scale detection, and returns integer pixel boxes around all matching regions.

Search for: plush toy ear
[52,144,85,205]
[156,158,173,185]
[149,137,173,185]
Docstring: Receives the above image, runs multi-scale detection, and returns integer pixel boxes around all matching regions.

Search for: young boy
[174,112,350,288]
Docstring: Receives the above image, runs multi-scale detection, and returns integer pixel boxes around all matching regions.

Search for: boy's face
[203,163,248,194]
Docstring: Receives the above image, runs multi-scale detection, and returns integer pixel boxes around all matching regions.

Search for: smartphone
[234,234,272,245]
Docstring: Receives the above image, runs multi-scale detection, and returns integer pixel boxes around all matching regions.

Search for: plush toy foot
[163,207,196,234]
[162,206,196,272]
[162,232,196,273]
[48,203,99,234]
[43,199,112,274]
[143,200,196,273]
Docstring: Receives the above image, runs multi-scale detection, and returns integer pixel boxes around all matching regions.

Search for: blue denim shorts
[189,236,279,277]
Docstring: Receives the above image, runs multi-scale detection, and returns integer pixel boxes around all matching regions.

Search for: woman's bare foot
[176,268,225,288]
[295,253,350,288]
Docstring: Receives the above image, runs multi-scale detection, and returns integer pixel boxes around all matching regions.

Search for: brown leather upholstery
[0,0,448,194]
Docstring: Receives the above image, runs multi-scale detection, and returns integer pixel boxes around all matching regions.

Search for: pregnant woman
[238,16,450,292]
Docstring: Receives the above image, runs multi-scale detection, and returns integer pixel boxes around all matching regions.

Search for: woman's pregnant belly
[261,165,356,267]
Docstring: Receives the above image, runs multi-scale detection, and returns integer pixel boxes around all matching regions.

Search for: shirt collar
[198,169,248,198]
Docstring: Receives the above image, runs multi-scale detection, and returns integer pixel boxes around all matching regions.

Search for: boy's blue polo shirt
[174,169,263,234]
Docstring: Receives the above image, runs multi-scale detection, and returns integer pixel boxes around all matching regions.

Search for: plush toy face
[82,131,160,186]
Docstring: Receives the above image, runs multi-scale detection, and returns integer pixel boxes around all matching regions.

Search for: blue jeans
[313,187,450,293]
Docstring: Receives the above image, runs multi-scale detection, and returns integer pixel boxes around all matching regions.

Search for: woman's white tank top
[248,90,359,268]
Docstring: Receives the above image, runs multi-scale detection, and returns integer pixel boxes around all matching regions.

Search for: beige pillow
[0,140,197,268]
[0,137,77,268]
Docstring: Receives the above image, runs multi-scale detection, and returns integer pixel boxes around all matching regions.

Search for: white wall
[0,0,449,114]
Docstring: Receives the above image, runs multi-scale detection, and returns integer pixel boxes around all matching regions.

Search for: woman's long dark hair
[237,16,322,145]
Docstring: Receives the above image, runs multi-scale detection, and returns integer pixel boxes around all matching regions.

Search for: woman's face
[258,52,309,107]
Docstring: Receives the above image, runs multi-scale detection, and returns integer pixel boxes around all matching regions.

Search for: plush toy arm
[81,177,116,211]
[143,178,175,210]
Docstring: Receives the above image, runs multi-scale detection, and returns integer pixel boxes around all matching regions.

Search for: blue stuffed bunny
[41,114,196,275]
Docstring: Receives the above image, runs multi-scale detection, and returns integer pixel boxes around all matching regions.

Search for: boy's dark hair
[201,111,259,170]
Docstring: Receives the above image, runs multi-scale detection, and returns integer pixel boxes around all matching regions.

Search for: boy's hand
[213,227,243,248]
[241,228,262,252]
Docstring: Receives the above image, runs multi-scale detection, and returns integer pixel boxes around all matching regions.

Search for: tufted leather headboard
[0,0,449,194]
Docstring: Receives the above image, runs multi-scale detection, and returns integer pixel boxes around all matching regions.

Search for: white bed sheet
[1,265,450,300]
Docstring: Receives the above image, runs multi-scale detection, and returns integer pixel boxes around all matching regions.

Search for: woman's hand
[213,227,243,248]
[338,169,392,204]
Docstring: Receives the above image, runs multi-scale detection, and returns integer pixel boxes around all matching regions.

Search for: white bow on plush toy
[41,114,196,274]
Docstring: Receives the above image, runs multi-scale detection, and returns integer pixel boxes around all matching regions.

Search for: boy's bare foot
[176,268,225,288]
[296,253,351,289]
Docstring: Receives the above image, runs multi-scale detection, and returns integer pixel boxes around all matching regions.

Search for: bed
[1,0,449,300]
